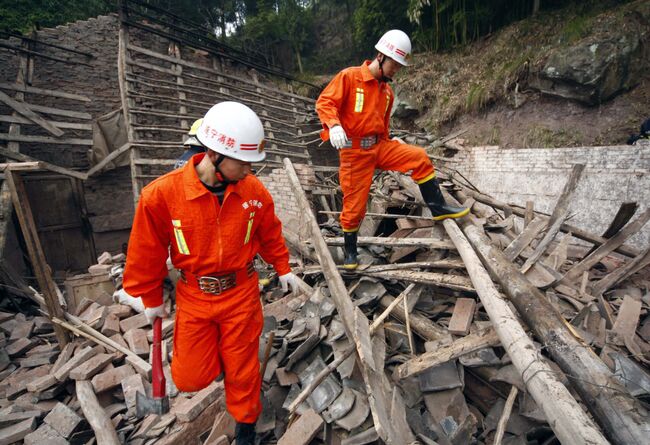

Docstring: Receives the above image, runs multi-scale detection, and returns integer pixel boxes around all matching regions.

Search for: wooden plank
[0,133,92,146]
[586,202,638,256]
[0,82,91,102]
[5,169,69,346]
[591,246,650,296]
[447,298,476,335]
[75,380,121,445]
[396,328,500,379]
[611,296,642,342]
[278,408,323,445]
[0,147,87,180]
[502,216,547,262]
[285,158,414,444]
[26,103,92,120]
[0,115,91,130]
[85,142,132,177]
[520,164,585,273]
[561,209,650,286]
[0,90,64,136]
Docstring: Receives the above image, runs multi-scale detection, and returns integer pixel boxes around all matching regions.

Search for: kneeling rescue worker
[316,29,469,270]
[123,102,298,445]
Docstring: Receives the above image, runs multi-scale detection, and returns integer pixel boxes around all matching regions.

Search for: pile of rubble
[0,159,648,444]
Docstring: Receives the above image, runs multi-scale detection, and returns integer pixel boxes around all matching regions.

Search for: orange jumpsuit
[316,61,435,231]
[123,153,290,423]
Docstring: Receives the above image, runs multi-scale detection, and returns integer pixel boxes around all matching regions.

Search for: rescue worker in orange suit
[316,29,469,270]
[122,102,298,445]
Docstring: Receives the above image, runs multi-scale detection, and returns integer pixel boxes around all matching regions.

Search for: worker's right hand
[144,304,168,325]
[329,125,348,149]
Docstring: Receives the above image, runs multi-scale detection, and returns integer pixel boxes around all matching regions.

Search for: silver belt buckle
[198,276,223,295]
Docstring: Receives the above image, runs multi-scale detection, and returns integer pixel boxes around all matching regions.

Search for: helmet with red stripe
[375,30,411,66]
[197,102,266,163]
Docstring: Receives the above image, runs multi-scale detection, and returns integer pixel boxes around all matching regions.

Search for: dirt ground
[440,76,650,148]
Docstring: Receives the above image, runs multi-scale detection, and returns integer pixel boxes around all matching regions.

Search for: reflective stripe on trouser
[171,275,262,423]
[338,139,435,231]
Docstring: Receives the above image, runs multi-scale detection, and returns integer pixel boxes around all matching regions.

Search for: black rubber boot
[235,422,256,445]
[343,231,359,270]
[418,178,469,221]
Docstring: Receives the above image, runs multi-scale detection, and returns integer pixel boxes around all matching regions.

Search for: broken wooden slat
[502,216,547,262]
[561,209,650,286]
[174,381,223,422]
[493,386,519,445]
[396,327,500,379]
[520,164,585,273]
[75,380,121,445]
[611,296,642,344]
[0,147,87,180]
[0,90,64,136]
[585,202,638,256]
[0,417,37,444]
[591,246,650,296]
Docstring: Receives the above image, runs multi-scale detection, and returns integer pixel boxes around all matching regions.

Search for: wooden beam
[561,209,650,286]
[324,236,456,250]
[585,202,638,256]
[0,146,87,180]
[0,82,91,102]
[502,216,547,262]
[396,327,500,379]
[75,380,121,445]
[284,158,414,444]
[0,115,91,130]
[0,133,92,146]
[85,142,132,178]
[591,246,650,296]
[520,164,585,273]
[0,90,64,136]
[455,202,649,445]
[4,168,69,346]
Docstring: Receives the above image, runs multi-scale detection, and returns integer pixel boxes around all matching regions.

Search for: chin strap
[212,154,231,184]
[377,54,393,83]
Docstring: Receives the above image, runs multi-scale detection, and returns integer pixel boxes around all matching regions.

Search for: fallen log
[455,203,649,445]
[440,218,609,445]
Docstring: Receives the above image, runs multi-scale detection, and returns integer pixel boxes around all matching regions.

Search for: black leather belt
[180,262,255,295]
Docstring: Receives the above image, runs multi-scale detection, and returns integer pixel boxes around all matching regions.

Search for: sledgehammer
[136,317,169,416]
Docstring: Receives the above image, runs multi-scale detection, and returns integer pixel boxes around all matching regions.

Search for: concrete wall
[452,145,650,248]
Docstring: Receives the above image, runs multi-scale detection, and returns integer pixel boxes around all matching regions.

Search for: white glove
[278,272,299,293]
[392,136,405,144]
[329,125,348,149]
[144,304,169,325]
[112,288,145,313]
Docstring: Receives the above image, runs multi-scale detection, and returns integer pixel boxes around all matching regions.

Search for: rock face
[532,31,647,105]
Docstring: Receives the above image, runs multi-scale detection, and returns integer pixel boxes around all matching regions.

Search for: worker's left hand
[392,136,406,144]
[278,272,299,293]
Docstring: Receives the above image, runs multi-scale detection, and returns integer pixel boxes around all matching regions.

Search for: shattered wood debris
[0,159,649,445]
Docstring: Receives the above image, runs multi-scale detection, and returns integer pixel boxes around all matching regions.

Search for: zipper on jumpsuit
[213,190,228,273]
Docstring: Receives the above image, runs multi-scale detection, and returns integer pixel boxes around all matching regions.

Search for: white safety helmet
[196,102,266,163]
[375,29,411,66]
[183,118,203,146]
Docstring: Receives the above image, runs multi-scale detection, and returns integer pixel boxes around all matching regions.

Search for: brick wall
[452,145,650,248]
[259,164,316,239]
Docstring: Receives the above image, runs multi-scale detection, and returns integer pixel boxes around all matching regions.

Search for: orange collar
[360,60,378,83]
[182,153,241,201]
